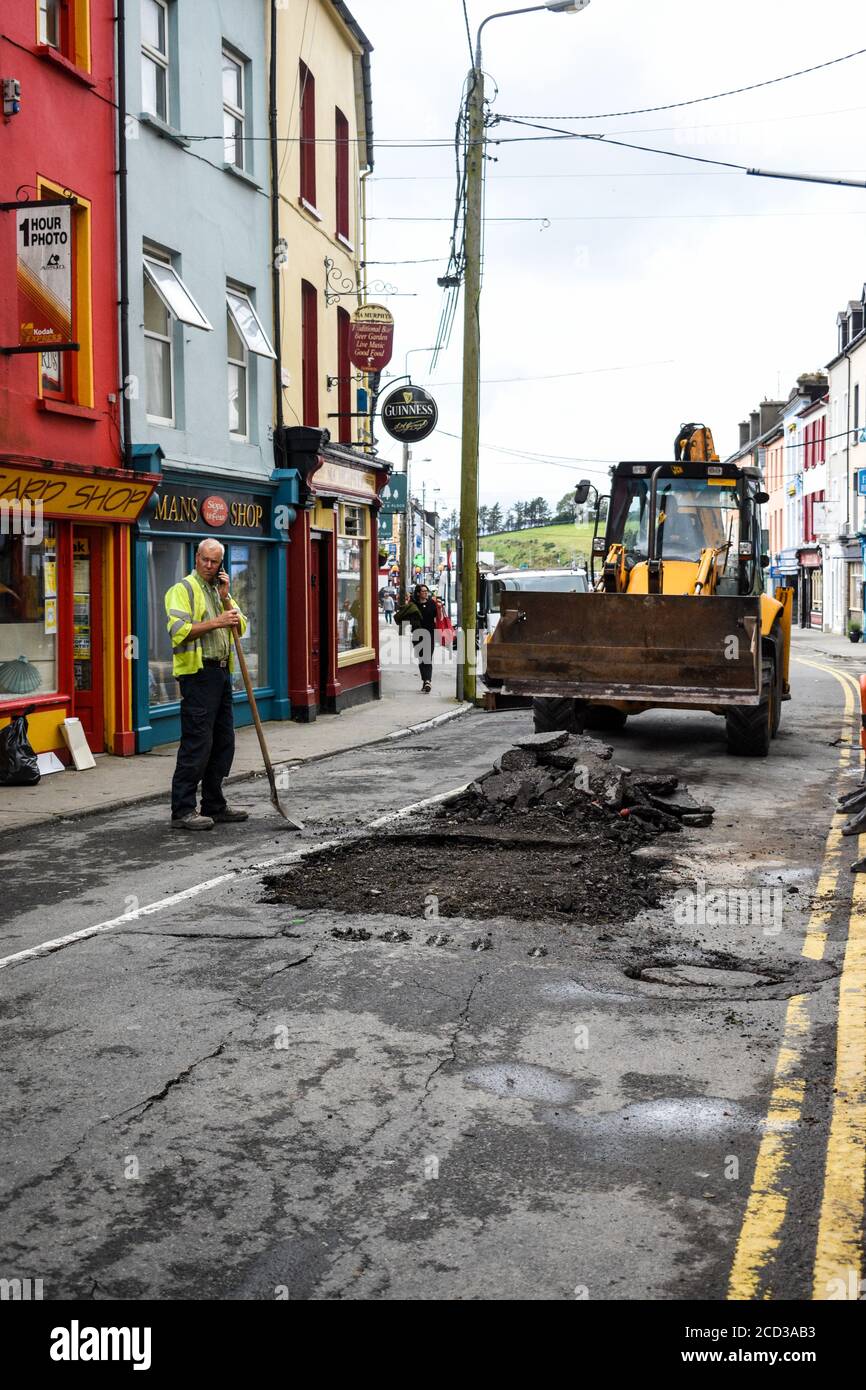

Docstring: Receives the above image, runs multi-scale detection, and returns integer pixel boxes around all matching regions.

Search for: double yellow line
[728,657,866,1300]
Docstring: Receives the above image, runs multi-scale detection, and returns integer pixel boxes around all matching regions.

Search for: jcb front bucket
[484,591,762,707]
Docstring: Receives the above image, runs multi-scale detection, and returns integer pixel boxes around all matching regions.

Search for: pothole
[636,965,775,989]
[465,1062,582,1104]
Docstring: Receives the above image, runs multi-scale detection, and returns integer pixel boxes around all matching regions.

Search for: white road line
[0,784,469,973]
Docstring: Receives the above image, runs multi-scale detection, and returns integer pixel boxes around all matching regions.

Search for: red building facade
[0,1,156,755]
[283,431,388,718]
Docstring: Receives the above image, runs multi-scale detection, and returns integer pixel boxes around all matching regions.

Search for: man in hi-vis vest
[164,538,249,830]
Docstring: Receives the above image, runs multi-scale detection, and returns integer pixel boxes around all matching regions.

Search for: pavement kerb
[17,700,474,834]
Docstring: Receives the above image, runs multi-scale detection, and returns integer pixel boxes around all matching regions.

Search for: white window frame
[141,0,170,123]
[226,306,248,441]
[39,0,61,47]
[144,256,213,332]
[143,252,174,426]
[222,47,246,172]
[226,288,275,359]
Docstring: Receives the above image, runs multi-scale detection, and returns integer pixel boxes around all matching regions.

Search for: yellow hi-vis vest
[164,574,248,677]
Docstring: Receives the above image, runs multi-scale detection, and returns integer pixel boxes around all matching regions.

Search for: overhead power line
[494,115,866,190]
[506,46,866,121]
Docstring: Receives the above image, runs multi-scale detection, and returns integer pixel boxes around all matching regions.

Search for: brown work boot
[171,812,214,830]
[209,806,249,823]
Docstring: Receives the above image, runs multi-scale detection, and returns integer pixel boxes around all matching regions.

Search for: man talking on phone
[164,538,250,830]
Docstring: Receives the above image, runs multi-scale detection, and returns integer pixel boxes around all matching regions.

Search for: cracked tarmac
[0,651,861,1300]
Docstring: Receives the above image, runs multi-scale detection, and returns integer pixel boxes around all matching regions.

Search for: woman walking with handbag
[395,583,438,692]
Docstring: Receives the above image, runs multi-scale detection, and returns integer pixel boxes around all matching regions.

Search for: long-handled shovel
[222,594,303,831]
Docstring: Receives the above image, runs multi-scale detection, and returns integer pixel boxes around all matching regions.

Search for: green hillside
[482,522,594,570]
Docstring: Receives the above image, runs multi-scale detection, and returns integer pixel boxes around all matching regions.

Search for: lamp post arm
[475,4,552,63]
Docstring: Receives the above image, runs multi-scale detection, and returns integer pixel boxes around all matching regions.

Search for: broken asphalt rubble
[262,731,716,928]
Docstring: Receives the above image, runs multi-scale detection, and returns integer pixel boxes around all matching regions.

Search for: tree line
[440,492,581,540]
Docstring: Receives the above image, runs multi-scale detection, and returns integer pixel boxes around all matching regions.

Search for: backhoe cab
[483,424,792,756]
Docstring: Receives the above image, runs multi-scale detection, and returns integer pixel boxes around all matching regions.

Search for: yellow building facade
[274,0,373,441]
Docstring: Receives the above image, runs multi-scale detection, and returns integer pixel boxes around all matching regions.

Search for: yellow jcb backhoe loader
[483,424,792,756]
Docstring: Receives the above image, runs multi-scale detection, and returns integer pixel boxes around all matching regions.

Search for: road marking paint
[0,784,469,974]
[812,828,866,1299]
[728,656,856,1299]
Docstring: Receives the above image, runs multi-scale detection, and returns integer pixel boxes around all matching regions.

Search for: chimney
[738,420,750,449]
[749,410,760,441]
[759,400,783,435]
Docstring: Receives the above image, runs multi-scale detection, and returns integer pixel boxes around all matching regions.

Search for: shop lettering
[68,483,150,513]
[230,503,263,528]
[153,493,264,530]
[154,494,200,524]
[383,403,436,418]
[19,215,69,248]
[0,472,67,504]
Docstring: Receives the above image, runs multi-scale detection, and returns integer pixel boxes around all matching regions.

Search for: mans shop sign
[151,484,270,537]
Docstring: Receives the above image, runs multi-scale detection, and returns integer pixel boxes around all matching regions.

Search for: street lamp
[459,0,591,701]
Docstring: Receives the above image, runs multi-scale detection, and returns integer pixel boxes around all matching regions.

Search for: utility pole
[458,63,484,702]
[400,442,411,601]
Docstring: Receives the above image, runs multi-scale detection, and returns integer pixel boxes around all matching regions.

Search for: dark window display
[0,522,58,700]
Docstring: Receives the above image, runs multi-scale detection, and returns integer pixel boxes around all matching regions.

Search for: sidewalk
[0,623,469,832]
[790,624,866,667]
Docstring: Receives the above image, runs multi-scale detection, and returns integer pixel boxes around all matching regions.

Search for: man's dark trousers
[171,665,235,819]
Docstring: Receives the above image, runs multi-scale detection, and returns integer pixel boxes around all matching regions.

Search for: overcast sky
[350,0,866,516]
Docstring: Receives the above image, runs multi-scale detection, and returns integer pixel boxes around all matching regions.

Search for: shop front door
[71,528,104,754]
[310,539,322,700]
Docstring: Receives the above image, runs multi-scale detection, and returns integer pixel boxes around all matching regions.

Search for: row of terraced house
[0,0,386,759]
[727,287,866,637]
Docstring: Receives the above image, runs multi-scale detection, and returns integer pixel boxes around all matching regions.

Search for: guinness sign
[380,385,438,443]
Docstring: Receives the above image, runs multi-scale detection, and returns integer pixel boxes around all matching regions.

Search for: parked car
[481,569,589,636]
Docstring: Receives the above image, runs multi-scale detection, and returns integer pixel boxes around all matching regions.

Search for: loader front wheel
[532,697,585,735]
[725,659,774,758]
[584,706,629,732]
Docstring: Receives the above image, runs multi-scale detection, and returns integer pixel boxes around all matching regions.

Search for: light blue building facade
[125,0,297,749]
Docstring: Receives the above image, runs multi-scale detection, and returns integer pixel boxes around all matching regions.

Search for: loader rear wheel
[532,697,584,735]
[584,706,629,732]
[725,659,774,758]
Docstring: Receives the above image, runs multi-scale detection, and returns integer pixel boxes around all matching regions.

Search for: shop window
[228,545,267,692]
[36,182,93,407]
[222,46,247,172]
[337,505,367,654]
[0,523,58,702]
[141,0,169,122]
[811,569,823,615]
[301,280,318,426]
[335,107,350,242]
[849,562,863,618]
[147,537,186,706]
[299,61,316,209]
[147,539,269,706]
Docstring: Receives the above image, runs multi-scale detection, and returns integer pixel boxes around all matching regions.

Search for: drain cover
[639,965,774,989]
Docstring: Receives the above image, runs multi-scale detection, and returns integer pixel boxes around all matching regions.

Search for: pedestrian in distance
[395,583,439,692]
[164,538,250,830]
[382,589,395,624]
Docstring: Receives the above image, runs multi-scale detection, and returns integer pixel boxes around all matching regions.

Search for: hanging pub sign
[348,303,394,373]
[379,474,408,512]
[16,203,74,350]
[380,385,438,443]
